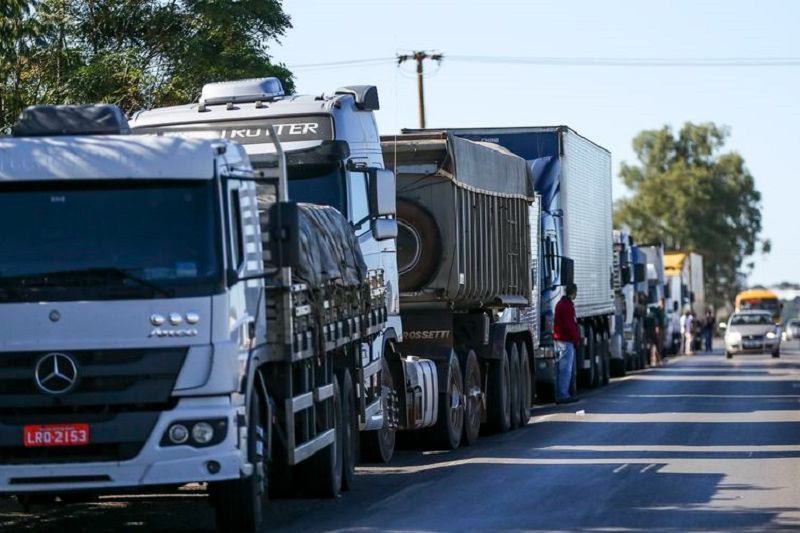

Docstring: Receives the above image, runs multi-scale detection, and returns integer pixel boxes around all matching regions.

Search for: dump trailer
[406,126,614,399]
[0,101,392,532]
[381,131,540,446]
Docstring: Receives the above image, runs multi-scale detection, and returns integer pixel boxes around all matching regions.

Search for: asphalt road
[3,340,800,533]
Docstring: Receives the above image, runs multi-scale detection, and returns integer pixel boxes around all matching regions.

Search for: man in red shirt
[553,283,580,404]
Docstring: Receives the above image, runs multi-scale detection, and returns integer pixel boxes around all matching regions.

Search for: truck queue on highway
[0,78,709,532]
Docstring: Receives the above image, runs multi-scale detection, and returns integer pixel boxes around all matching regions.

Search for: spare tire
[396,198,442,292]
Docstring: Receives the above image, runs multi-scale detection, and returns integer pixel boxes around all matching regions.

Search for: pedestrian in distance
[645,302,662,366]
[680,308,694,355]
[703,309,715,352]
[554,283,580,404]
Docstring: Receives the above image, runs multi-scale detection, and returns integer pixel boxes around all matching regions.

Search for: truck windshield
[253,162,346,214]
[0,179,222,301]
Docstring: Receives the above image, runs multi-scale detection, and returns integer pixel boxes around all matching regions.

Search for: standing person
[645,303,661,366]
[703,309,715,352]
[554,283,580,404]
[681,309,694,355]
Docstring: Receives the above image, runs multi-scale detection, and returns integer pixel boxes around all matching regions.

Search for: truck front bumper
[0,401,247,494]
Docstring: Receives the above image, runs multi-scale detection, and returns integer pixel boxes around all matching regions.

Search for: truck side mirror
[560,257,574,287]
[268,201,300,268]
[371,218,397,241]
[621,265,632,285]
[634,263,646,283]
[368,168,396,217]
[673,301,679,312]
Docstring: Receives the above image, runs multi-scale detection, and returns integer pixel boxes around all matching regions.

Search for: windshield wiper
[0,267,176,298]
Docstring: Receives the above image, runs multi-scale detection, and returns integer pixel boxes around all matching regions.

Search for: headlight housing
[727,331,742,343]
[766,331,777,339]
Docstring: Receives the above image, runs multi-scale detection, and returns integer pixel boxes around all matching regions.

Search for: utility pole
[397,51,443,128]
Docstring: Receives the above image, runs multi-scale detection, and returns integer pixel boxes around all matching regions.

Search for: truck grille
[0,348,186,464]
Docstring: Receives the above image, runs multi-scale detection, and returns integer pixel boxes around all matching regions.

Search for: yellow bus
[735,289,782,325]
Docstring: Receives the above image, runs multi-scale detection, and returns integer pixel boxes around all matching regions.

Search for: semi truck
[664,251,705,353]
[381,131,540,445]
[131,78,409,469]
[0,94,397,532]
[406,126,615,400]
[638,244,670,354]
[611,230,647,375]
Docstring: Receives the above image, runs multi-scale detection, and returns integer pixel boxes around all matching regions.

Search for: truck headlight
[766,331,777,339]
[192,422,215,444]
[168,424,190,444]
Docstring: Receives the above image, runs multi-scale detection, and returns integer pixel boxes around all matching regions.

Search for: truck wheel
[339,368,357,491]
[296,375,342,498]
[360,356,396,463]
[726,351,733,359]
[772,348,780,358]
[509,345,522,430]
[421,352,463,450]
[211,393,268,533]
[396,198,442,292]
[485,347,511,434]
[518,343,532,427]
[460,350,482,446]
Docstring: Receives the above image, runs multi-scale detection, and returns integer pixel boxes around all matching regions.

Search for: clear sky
[274,0,799,288]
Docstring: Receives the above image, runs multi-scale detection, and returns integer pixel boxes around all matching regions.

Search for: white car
[784,318,800,341]
[722,310,780,359]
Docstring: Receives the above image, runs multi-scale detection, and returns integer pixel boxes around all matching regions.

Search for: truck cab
[0,105,267,519]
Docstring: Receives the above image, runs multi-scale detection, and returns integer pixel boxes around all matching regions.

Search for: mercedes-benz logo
[34,352,79,395]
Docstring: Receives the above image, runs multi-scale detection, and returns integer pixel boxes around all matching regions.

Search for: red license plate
[23,424,89,447]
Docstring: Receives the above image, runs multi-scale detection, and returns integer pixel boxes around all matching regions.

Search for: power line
[290,55,800,70]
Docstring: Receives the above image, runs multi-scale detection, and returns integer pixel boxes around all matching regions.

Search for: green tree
[614,122,770,310]
[0,0,294,131]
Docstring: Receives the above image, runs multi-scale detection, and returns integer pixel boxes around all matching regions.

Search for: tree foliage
[614,122,770,309]
[0,0,294,130]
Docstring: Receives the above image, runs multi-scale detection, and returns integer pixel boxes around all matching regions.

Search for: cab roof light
[11,104,131,137]
[199,77,285,108]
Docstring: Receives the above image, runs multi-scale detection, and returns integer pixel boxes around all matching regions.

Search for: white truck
[664,251,705,353]
[0,98,396,532]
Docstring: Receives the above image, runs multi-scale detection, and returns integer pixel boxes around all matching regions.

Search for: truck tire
[296,375,342,498]
[360,356,396,463]
[211,393,268,533]
[509,345,522,430]
[421,352,464,450]
[485,347,511,434]
[396,198,442,292]
[339,368,357,491]
[518,343,532,428]
[460,350,482,446]
[772,348,780,358]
